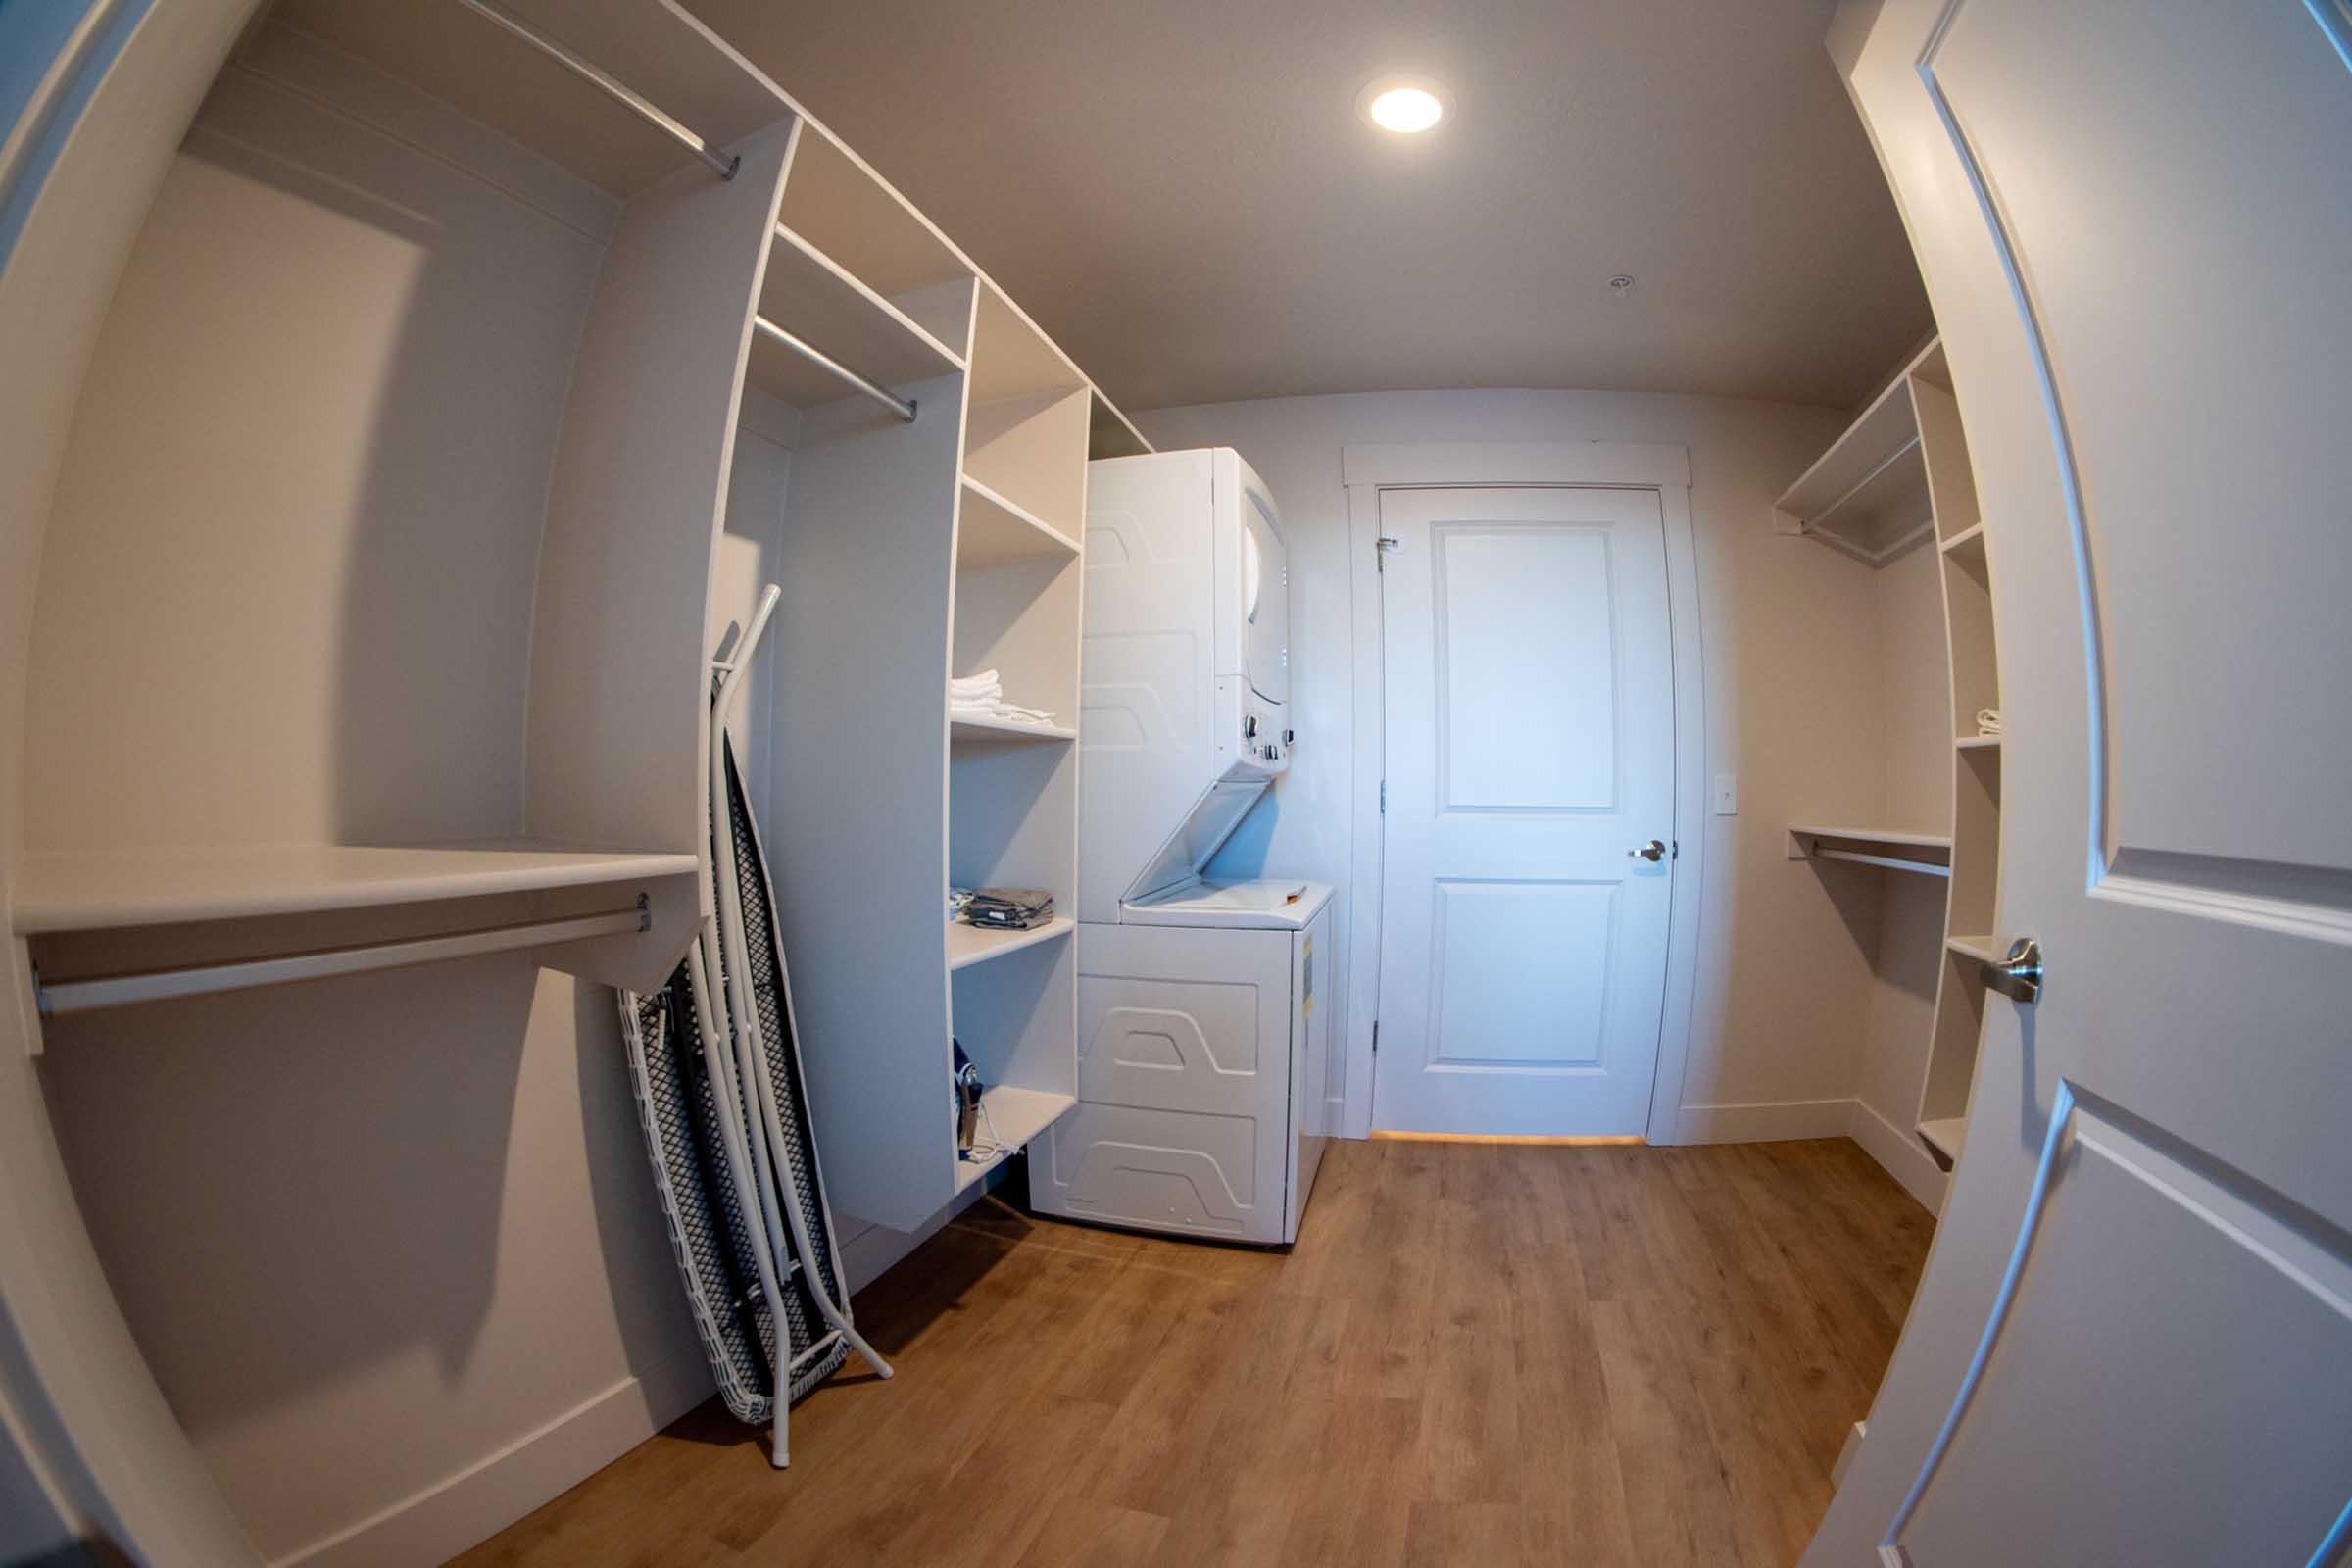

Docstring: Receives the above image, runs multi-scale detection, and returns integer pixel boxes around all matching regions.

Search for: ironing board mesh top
[723,737,848,1311]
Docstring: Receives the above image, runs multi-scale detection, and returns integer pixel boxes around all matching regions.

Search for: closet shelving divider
[12,0,814,1018]
[1777,339,2006,1172]
[758,124,1137,1230]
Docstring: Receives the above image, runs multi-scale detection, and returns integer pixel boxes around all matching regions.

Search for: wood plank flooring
[455,1137,1934,1568]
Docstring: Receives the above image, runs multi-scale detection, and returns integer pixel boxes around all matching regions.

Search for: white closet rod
[752,317,918,422]
[33,903,650,1016]
[452,0,742,180]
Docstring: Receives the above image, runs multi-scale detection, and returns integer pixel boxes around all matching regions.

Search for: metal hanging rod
[453,0,741,181]
[34,901,651,1016]
[753,317,918,423]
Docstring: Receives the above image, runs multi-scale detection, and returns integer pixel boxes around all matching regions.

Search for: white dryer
[1029,449,1333,1246]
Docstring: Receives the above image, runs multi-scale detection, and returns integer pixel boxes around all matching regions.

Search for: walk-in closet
[9,0,2340,1563]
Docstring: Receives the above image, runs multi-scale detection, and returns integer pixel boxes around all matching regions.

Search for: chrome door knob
[1630,839,1667,862]
[1981,937,2043,1004]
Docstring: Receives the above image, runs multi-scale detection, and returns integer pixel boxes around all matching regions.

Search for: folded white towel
[1975,707,2003,736]
[952,700,1057,726]
[949,670,1002,698]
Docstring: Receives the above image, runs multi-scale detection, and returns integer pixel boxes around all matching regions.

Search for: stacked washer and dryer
[1026,448,1335,1246]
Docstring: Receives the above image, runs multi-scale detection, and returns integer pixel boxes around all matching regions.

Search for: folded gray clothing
[963,887,1054,929]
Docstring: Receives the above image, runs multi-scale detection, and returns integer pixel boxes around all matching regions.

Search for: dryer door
[1240,479,1290,706]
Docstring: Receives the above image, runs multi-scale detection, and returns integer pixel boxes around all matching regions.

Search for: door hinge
[1672,839,1681,859]
[1379,778,1388,813]
[1375,534,1400,570]
[1371,1020,1379,1054]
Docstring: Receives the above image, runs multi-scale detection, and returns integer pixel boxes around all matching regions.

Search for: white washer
[1030,449,1333,1245]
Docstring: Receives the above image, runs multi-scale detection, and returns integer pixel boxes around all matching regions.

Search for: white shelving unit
[1783,339,2006,1174]
[755,126,1147,1233]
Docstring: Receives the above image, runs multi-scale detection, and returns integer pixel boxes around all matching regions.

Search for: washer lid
[1121,877,1334,929]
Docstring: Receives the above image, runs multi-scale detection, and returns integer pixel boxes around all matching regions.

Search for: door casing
[1338,442,1704,1144]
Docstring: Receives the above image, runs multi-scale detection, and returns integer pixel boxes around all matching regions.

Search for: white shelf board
[1939,520,1987,555]
[1787,824,1954,877]
[747,224,964,410]
[1955,733,2004,751]
[1946,933,1999,964]
[269,0,791,199]
[950,713,1076,746]
[1917,1115,1968,1163]
[954,1085,1076,1192]
[957,474,1079,570]
[946,915,1074,971]
[12,842,698,934]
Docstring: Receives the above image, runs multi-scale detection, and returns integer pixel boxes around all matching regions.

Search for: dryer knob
[1244,714,1258,740]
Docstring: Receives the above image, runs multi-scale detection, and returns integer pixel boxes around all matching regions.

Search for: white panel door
[1808,2,2352,1562]
[1372,487,1675,1136]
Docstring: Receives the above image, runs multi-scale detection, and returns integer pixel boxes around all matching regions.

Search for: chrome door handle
[1629,839,1667,863]
[1981,937,2042,1004]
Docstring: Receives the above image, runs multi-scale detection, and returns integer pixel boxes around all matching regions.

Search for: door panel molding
[1340,442,1702,1143]
[1927,0,2352,940]
[1886,1079,2352,1562]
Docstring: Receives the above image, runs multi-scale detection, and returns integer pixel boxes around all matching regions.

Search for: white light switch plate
[1712,772,1738,815]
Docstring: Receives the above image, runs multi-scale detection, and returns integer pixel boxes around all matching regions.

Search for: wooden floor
[457,1137,1934,1568]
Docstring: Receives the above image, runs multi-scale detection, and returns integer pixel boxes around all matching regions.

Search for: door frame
[1338,442,1703,1144]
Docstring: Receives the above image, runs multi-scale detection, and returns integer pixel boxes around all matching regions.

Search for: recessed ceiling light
[1357,74,1450,135]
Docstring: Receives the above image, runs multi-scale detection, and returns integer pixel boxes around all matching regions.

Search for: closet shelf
[950,714,1077,746]
[1787,824,1954,877]
[1776,338,1945,565]
[747,224,964,411]
[1939,521,1986,555]
[11,842,698,934]
[952,1085,1076,1192]
[946,916,1074,971]
[957,475,1080,570]
[1945,933,1999,965]
[1917,1115,1967,1163]
[1955,734,2003,751]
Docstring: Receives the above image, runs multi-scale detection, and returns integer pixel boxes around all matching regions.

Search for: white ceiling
[685,0,1932,414]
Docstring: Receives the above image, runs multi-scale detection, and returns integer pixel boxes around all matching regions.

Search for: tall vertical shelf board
[1780,338,2006,1176]
[527,121,798,990]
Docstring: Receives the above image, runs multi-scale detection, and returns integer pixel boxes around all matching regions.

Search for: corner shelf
[1773,342,1948,564]
[946,916,1074,971]
[1787,825,1954,876]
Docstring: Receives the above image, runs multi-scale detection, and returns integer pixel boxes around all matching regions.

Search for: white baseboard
[1846,1097,1949,1215]
[1674,1096,1857,1144]
[1674,1096,1950,1214]
[272,1348,711,1568]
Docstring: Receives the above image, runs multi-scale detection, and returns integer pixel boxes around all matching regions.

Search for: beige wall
[1134,388,1908,1133]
